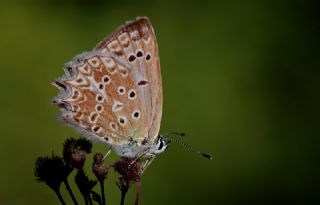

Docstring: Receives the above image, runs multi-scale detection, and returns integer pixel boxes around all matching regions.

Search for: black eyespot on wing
[96,105,103,111]
[146,54,151,61]
[129,91,136,98]
[128,55,136,62]
[97,96,103,102]
[93,126,100,132]
[133,112,139,118]
[103,76,110,83]
[138,80,148,86]
[136,51,143,57]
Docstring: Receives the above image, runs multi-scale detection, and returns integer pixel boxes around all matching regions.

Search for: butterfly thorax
[112,135,167,158]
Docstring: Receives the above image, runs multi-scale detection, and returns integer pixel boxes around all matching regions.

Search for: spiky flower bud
[92,153,109,181]
[63,137,92,169]
[114,158,142,192]
[34,154,73,191]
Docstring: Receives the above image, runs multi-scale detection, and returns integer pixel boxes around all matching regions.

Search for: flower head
[34,154,73,191]
[63,137,92,169]
[92,153,110,181]
[114,158,142,192]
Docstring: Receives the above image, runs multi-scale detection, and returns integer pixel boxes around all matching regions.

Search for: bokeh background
[0,0,319,204]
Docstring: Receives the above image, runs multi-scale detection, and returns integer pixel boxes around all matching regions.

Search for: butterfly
[52,17,168,162]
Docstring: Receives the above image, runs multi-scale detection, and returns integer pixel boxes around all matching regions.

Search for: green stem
[100,180,106,205]
[54,189,66,205]
[88,193,93,205]
[64,178,78,205]
[134,181,141,205]
[120,188,128,205]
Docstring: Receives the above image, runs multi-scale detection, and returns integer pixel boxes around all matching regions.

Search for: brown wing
[52,17,162,145]
[94,16,163,144]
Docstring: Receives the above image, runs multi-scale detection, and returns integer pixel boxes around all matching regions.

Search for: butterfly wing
[52,17,162,146]
[94,17,162,144]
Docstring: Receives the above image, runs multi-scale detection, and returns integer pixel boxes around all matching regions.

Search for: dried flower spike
[63,137,92,169]
[92,153,109,181]
[114,158,142,184]
[34,154,73,191]
[114,158,142,205]
[92,153,109,205]
[34,154,73,205]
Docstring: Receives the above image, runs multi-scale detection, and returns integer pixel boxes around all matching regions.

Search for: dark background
[0,0,319,204]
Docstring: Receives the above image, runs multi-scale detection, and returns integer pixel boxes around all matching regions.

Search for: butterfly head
[147,135,169,156]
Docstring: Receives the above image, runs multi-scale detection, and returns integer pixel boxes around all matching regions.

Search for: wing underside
[52,17,162,146]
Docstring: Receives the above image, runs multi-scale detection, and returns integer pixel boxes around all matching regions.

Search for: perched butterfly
[52,17,167,162]
[52,17,212,164]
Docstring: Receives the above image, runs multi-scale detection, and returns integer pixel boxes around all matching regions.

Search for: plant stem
[55,189,66,205]
[83,195,89,205]
[64,178,78,205]
[88,193,93,205]
[100,180,106,205]
[120,188,128,205]
[134,181,141,205]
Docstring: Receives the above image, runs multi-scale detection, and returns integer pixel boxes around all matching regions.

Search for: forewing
[52,17,162,145]
[94,16,162,144]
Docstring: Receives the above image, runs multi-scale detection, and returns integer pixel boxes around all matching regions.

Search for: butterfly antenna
[165,137,213,160]
[163,132,186,137]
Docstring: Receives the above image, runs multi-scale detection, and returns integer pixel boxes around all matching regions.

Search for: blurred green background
[0,0,319,204]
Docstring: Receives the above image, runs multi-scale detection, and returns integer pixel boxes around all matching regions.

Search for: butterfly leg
[102,149,112,160]
[141,155,156,174]
[129,148,151,167]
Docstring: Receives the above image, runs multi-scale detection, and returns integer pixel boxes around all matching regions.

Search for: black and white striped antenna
[163,133,213,160]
